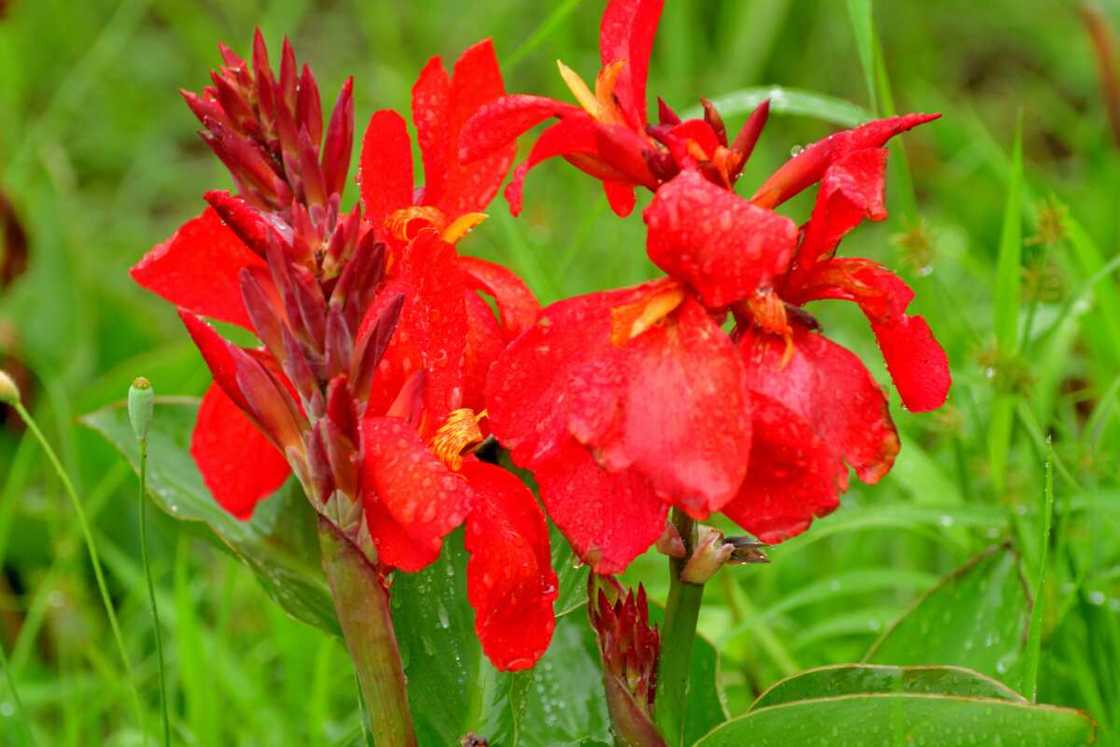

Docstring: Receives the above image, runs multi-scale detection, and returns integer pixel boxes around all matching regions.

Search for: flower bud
[680,524,733,585]
[128,377,155,441]
[0,368,19,405]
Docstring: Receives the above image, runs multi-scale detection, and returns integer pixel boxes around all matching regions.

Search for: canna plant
[78,0,1098,745]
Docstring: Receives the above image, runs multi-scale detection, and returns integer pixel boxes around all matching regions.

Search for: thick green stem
[317,518,417,747]
[653,509,705,746]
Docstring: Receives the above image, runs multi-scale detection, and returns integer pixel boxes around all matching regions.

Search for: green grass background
[2,0,1120,743]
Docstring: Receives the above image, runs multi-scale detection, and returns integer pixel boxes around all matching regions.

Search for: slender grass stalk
[653,508,705,747]
[129,378,170,746]
[10,400,145,732]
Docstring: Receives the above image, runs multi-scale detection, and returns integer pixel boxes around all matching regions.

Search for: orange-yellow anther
[430,408,487,471]
[441,212,488,244]
[386,206,446,242]
[594,60,627,124]
[610,283,686,346]
[746,289,795,366]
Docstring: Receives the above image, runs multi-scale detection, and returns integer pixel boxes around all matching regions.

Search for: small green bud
[128,377,155,441]
[0,369,19,405]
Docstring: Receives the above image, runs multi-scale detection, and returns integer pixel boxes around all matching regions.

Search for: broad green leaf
[81,398,338,633]
[695,694,1094,746]
[482,615,611,747]
[392,530,483,747]
[686,87,872,127]
[752,664,1025,710]
[865,544,1030,683]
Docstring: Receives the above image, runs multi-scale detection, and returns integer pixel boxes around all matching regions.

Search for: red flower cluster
[464,0,951,574]
[131,33,555,670]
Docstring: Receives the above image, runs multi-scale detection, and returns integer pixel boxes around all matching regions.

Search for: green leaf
[752,664,1025,710]
[81,398,338,633]
[391,529,483,746]
[686,86,872,127]
[845,0,878,113]
[865,544,1031,683]
[694,694,1094,746]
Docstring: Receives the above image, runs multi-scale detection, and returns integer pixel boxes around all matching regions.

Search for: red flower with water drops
[130,32,555,669]
[486,111,949,573]
[460,0,770,218]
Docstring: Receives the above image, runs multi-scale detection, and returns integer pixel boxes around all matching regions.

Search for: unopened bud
[680,524,733,584]
[655,521,687,558]
[128,377,155,441]
[0,369,20,405]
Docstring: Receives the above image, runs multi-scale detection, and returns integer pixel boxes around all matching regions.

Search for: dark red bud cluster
[589,576,660,712]
[182,29,354,221]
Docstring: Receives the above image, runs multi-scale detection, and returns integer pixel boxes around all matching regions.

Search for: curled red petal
[131,208,263,329]
[795,147,888,275]
[358,109,414,228]
[599,0,664,127]
[738,325,899,483]
[360,415,473,572]
[721,392,848,544]
[751,112,939,209]
[504,115,605,216]
[459,94,581,163]
[457,255,540,338]
[603,181,637,217]
[462,460,557,671]
[788,258,951,412]
[191,383,290,519]
[533,438,667,575]
[644,171,798,307]
[575,297,752,517]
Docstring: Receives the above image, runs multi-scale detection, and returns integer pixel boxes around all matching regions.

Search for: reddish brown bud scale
[298,64,324,146]
[321,77,355,199]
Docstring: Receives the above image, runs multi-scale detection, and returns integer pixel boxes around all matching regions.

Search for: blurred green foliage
[2,0,1120,743]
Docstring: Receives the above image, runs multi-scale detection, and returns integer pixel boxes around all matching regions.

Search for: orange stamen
[430,408,487,471]
[610,283,686,346]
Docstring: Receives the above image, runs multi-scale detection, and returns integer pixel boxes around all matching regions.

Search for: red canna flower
[130,32,555,669]
[485,108,950,573]
[459,0,769,218]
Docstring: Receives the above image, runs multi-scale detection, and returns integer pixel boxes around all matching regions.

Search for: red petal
[738,325,899,483]
[573,297,752,517]
[362,233,470,429]
[788,258,951,412]
[485,283,663,467]
[644,171,798,307]
[191,383,290,519]
[459,94,580,163]
[599,0,664,127]
[178,309,248,410]
[604,181,637,217]
[533,438,667,575]
[457,255,540,338]
[721,392,848,544]
[794,147,888,275]
[414,40,514,218]
[488,285,748,517]
[358,110,414,228]
[360,415,473,571]
[871,315,951,413]
[462,460,557,670]
[504,115,605,216]
[751,112,939,209]
[131,208,264,329]
[462,291,505,412]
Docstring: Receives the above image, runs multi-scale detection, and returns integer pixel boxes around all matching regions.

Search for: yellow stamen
[386,206,446,242]
[430,408,487,471]
[610,283,686,346]
[557,60,602,120]
[441,212,488,244]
